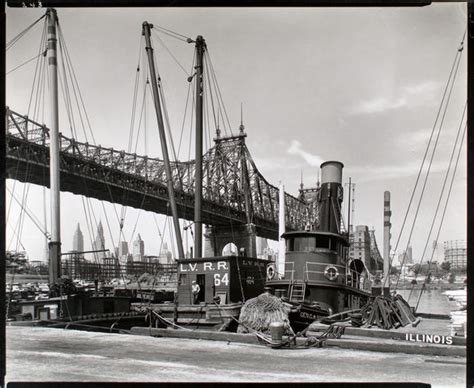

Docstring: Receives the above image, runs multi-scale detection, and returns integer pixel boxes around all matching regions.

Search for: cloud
[402,81,440,96]
[349,160,448,183]
[351,97,407,115]
[287,140,324,167]
[396,128,433,152]
[350,81,441,115]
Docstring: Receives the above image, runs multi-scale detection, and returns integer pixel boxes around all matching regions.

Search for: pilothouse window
[286,237,316,252]
[317,235,330,249]
[286,236,336,251]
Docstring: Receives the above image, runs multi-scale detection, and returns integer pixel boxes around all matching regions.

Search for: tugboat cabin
[177,256,269,305]
[267,230,370,311]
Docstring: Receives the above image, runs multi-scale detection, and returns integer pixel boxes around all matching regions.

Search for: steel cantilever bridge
[6,108,320,240]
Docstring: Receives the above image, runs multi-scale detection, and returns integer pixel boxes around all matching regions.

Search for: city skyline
[5,5,467,263]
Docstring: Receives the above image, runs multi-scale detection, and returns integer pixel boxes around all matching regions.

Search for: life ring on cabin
[324,265,339,281]
[267,264,276,280]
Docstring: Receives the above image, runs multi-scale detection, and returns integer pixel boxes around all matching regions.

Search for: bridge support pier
[204,223,257,258]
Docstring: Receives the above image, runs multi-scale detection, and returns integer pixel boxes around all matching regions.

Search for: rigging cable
[177,50,196,159]
[57,22,96,144]
[152,28,191,76]
[387,30,465,290]
[6,50,47,75]
[6,13,46,51]
[206,50,233,136]
[27,17,47,118]
[120,36,144,237]
[407,102,467,301]
[394,41,463,290]
[408,103,466,302]
[414,123,466,312]
[6,187,50,240]
[151,23,191,43]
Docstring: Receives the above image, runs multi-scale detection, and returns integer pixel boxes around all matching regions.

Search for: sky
[5,5,467,265]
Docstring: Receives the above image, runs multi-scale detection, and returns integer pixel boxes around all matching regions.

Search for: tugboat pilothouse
[266,161,372,329]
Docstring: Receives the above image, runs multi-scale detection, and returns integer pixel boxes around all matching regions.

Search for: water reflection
[396,288,457,315]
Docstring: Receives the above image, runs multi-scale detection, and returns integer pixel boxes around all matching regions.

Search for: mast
[47,8,61,284]
[142,22,185,259]
[194,35,206,258]
[347,177,352,234]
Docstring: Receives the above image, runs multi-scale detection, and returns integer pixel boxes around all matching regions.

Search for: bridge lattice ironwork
[6,108,320,240]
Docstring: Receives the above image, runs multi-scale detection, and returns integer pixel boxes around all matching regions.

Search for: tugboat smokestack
[319,161,344,234]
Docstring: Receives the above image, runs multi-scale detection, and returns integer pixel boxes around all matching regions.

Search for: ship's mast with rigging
[193,36,206,258]
[142,22,185,260]
[46,8,61,284]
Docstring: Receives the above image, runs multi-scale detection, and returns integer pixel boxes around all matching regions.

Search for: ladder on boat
[289,282,306,302]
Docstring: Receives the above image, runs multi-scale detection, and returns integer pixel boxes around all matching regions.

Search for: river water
[396,288,459,315]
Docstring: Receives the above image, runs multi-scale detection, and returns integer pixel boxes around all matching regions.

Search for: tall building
[133,234,145,262]
[398,246,413,266]
[256,237,269,259]
[444,240,466,273]
[93,220,106,260]
[349,225,371,264]
[72,223,84,253]
[118,241,128,257]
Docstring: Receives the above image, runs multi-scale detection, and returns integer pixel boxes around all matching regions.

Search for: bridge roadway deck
[6,138,279,240]
[6,326,465,385]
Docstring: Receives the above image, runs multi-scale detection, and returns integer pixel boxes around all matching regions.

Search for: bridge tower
[202,118,258,258]
[203,223,257,258]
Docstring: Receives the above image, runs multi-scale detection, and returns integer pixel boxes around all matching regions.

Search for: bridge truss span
[6,108,319,240]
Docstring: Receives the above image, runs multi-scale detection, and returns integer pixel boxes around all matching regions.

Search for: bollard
[269,321,285,343]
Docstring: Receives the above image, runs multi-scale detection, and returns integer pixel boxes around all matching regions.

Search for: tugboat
[265,161,372,330]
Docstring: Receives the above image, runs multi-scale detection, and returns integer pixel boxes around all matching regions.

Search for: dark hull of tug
[267,280,371,331]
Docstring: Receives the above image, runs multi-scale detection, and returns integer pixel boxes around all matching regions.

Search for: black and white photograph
[4,3,468,386]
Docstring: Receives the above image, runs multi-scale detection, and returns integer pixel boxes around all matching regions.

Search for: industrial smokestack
[383,191,391,285]
[278,182,286,277]
[319,161,344,234]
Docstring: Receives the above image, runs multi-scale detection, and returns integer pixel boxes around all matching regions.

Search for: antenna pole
[142,22,185,259]
[47,8,61,284]
[194,35,206,258]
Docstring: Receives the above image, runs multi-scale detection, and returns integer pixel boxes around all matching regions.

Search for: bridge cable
[407,102,467,302]
[386,30,465,290]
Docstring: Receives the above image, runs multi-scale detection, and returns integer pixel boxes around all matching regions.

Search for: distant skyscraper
[72,223,84,253]
[133,234,145,262]
[117,241,129,264]
[256,237,269,258]
[118,241,128,257]
[398,246,413,266]
[93,220,106,259]
[157,242,173,264]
